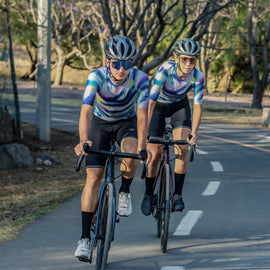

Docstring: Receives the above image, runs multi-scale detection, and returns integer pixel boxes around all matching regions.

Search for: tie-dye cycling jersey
[82,66,149,121]
[149,61,204,105]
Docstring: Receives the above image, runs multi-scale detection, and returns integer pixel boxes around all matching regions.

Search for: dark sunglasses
[179,56,197,65]
[109,60,133,70]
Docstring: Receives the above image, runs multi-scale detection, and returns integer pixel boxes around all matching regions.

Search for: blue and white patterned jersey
[82,66,149,121]
[149,61,204,105]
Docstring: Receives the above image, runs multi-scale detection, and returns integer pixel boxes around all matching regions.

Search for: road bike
[76,142,147,270]
[149,127,195,253]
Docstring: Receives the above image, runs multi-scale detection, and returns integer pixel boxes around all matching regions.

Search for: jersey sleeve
[136,72,150,110]
[82,71,101,106]
[193,69,205,105]
[149,64,168,101]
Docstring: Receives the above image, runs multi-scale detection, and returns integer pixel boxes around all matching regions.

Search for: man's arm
[79,104,93,142]
[191,104,202,145]
[147,99,156,127]
[74,104,93,156]
[136,108,148,152]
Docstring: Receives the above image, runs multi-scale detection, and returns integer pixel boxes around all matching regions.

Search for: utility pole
[36,0,51,142]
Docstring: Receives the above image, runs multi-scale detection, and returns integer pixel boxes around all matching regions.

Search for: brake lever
[75,143,90,171]
[140,148,148,179]
[76,154,84,172]
[141,161,148,179]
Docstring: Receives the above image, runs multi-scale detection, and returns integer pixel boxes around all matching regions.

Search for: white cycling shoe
[118,192,132,216]
[74,238,90,262]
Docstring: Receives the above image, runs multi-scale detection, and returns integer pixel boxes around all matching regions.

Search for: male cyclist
[141,38,205,216]
[74,35,150,261]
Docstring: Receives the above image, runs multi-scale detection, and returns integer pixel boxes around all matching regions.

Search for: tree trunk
[252,84,264,109]
[53,54,66,86]
[203,59,209,93]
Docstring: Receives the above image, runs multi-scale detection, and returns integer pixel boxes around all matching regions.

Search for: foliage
[7,0,270,108]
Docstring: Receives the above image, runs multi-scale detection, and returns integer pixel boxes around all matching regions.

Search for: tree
[239,0,270,108]
[51,0,107,86]
[96,0,242,74]
[8,0,38,80]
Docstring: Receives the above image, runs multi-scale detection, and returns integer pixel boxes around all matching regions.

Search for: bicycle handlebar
[148,134,196,162]
[149,138,188,145]
[76,144,148,178]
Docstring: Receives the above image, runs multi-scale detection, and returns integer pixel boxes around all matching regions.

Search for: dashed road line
[256,135,270,140]
[196,148,208,154]
[210,161,223,172]
[173,210,203,236]
[161,267,185,270]
[202,181,221,196]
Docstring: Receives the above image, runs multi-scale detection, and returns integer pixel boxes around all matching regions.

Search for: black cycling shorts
[149,96,192,138]
[86,115,137,168]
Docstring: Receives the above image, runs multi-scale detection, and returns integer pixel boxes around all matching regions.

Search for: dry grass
[0,123,86,242]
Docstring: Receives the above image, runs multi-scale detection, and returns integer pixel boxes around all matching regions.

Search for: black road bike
[76,143,147,270]
[149,127,195,253]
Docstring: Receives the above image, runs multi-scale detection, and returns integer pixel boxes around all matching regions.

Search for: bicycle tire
[160,164,170,253]
[95,183,113,270]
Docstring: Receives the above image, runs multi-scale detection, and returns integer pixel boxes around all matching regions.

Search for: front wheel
[95,183,113,270]
[158,164,170,253]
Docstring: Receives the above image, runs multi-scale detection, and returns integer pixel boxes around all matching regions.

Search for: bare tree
[199,5,241,92]
[51,0,108,85]
[11,0,243,86]
[246,0,270,108]
[95,0,242,74]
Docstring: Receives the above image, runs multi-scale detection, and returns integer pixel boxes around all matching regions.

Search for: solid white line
[161,267,185,270]
[196,148,208,154]
[173,210,203,236]
[51,117,78,123]
[202,181,221,196]
[210,161,223,172]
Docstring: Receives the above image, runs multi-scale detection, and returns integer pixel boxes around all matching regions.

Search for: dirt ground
[1,81,270,243]
[0,123,86,242]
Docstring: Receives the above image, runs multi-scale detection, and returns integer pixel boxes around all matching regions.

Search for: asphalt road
[1,101,270,269]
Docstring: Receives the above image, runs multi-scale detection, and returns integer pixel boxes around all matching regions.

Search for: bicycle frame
[76,142,147,267]
[149,127,190,252]
[153,141,174,213]
[93,145,117,247]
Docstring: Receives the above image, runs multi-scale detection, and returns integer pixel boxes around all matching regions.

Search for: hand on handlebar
[187,133,198,146]
[138,148,152,165]
[74,140,92,156]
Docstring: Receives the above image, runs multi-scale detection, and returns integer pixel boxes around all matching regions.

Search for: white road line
[202,181,221,196]
[210,161,223,172]
[200,126,224,132]
[173,210,203,236]
[196,148,208,154]
[51,117,78,123]
[256,135,270,140]
[161,267,185,270]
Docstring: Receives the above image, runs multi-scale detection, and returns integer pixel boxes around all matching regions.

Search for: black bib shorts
[86,115,137,168]
[149,96,192,138]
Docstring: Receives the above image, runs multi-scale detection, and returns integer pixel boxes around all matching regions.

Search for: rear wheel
[95,183,113,270]
[160,164,170,253]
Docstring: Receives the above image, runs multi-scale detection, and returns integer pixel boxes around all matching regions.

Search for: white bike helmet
[174,38,201,56]
[104,35,137,60]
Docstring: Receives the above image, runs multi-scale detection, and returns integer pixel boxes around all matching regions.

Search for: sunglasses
[178,56,197,65]
[109,60,133,70]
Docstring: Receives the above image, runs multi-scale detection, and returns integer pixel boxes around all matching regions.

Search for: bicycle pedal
[78,257,91,263]
[116,216,120,223]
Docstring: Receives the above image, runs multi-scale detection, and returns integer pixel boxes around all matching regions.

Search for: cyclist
[74,35,150,261]
[141,38,204,216]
